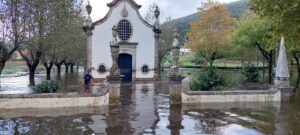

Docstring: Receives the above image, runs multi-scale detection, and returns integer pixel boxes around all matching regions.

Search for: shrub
[190,66,226,91]
[34,80,60,93]
[242,63,260,82]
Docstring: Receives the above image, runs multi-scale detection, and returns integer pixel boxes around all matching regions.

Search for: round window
[117,20,132,41]
[141,65,149,74]
[98,65,106,74]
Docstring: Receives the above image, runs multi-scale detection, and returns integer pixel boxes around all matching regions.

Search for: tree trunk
[76,64,79,71]
[65,63,69,73]
[295,55,300,76]
[46,68,51,80]
[70,63,74,73]
[257,43,273,84]
[0,61,6,75]
[42,59,54,80]
[55,60,65,76]
[29,67,36,86]
[268,54,273,84]
[56,64,62,76]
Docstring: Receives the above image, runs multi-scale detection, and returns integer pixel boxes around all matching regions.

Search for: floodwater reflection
[0,70,299,134]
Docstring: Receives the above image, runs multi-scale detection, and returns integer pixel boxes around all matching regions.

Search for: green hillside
[162,0,249,45]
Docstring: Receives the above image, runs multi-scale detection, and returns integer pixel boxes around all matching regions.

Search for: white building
[84,0,160,81]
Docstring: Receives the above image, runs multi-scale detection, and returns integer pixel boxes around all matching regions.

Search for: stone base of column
[274,77,294,100]
[274,77,290,88]
[169,75,185,105]
[169,84,183,105]
[107,75,122,106]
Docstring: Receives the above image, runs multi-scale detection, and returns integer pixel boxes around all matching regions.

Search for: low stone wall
[182,89,281,104]
[0,91,109,109]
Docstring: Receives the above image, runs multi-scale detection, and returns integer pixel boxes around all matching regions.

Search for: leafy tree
[42,0,85,79]
[231,12,276,83]
[0,0,28,74]
[185,1,234,66]
[250,0,300,74]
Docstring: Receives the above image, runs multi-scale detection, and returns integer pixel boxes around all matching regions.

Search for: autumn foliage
[186,1,234,66]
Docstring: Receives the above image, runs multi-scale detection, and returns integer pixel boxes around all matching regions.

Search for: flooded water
[0,69,299,135]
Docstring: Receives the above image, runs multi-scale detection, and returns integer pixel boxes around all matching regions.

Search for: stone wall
[0,91,109,109]
[182,89,281,104]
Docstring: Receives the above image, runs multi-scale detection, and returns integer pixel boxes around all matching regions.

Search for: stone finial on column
[154,6,160,30]
[83,0,94,33]
[169,29,185,83]
[274,36,290,88]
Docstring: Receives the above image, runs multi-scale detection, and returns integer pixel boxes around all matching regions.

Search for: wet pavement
[0,82,288,135]
[0,70,299,135]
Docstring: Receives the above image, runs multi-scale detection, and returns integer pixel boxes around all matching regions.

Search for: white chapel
[83,0,161,81]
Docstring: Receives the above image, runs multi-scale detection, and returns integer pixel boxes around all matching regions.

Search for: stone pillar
[82,1,94,71]
[107,25,122,105]
[86,30,93,69]
[108,82,121,105]
[153,6,161,80]
[169,29,185,104]
[169,80,184,104]
[274,37,290,88]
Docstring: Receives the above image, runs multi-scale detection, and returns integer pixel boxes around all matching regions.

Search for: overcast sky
[88,0,239,21]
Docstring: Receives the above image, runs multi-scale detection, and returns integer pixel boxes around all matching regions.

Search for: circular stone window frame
[97,64,107,74]
[141,64,150,75]
[116,19,133,42]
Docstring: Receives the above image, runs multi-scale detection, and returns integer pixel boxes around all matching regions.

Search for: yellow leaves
[185,1,234,53]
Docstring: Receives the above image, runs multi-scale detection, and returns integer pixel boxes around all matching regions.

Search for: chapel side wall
[91,1,155,79]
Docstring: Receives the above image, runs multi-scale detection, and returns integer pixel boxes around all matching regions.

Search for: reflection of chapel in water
[84,0,160,82]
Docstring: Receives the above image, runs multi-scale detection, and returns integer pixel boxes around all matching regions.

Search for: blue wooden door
[118,53,132,82]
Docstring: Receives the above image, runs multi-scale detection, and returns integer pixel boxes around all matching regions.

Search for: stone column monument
[169,29,185,104]
[274,37,290,88]
[274,36,294,98]
[82,1,94,71]
[107,25,122,105]
[153,6,161,80]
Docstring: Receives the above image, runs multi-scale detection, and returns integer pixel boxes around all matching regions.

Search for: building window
[98,64,106,74]
[141,65,149,74]
[117,20,132,41]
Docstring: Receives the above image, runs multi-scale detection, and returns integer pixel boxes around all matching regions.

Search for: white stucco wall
[91,1,155,80]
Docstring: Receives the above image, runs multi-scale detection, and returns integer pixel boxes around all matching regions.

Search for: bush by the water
[242,63,260,82]
[34,80,60,93]
[190,66,226,91]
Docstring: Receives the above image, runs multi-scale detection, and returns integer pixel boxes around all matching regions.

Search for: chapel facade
[84,0,161,81]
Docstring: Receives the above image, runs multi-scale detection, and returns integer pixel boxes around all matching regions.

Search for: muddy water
[0,69,299,135]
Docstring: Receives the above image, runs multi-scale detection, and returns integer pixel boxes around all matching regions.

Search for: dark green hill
[162,0,249,45]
